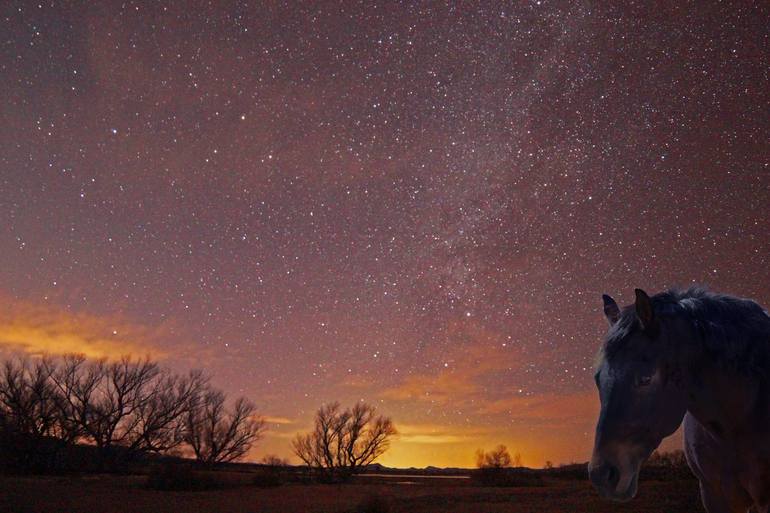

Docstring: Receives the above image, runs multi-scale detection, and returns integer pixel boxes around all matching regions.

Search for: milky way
[1,2,767,466]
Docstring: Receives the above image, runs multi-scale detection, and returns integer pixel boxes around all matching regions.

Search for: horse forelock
[600,306,644,364]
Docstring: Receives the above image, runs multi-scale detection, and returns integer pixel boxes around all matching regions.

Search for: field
[0,472,704,513]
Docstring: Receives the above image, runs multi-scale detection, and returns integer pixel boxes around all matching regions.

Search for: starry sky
[1,2,768,468]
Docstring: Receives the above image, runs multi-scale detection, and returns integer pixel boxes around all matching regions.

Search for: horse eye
[636,375,652,387]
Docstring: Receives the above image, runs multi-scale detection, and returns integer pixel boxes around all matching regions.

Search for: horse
[589,287,770,512]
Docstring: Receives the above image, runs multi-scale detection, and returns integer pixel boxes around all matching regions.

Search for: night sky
[1,2,768,467]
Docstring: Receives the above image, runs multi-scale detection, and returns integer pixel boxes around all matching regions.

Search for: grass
[0,471,704,513]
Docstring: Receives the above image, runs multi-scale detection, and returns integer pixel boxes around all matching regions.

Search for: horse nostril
[589,462,620,491]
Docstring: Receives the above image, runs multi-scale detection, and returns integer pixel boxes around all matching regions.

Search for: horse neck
[683,353,761,440]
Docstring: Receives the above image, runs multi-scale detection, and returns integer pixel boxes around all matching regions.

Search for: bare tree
[261,454,289,467]
[292,402,396,480]
[185,388,265,463]
[476,445,512,469]
[0,352,264,470]
[48,356,208,460]
[474,445,529,486]
[0,356,68,471]
[46,354,103,444]
[88,357,160,452]
[127,369,208,454]
[0,357,59,439]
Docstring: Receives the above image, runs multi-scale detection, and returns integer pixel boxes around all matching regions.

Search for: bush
[642,450,693,480]
[476,445,515,468]
[252,468,283,487]
[545,463,588,480]
[0,426,75,474]
[145,463,222,491]
[472,467,544,487]
[472,444,541,487]
[261,454,288,467]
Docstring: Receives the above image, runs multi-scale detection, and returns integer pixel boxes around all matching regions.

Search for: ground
[0,473,703,513]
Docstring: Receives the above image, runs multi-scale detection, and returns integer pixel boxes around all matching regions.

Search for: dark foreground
[0,472,703,513]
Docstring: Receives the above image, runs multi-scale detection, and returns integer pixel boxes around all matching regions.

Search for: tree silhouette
[0,357,59,440]
[261,454,289,467]
[0,353,264,470]
[128,369,208,454]
[476,445,512,469]
[292,402,396,480]
[184,389,265,463]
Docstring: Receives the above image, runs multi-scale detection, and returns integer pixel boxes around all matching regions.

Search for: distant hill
[360,463,473,476]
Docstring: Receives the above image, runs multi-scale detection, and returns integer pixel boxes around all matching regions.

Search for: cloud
[380,371,480,404]
[0,296,167,360]
[395,423,490,445]
[479,391,599,424]
[263,416,294,425]
[377,321,520,406]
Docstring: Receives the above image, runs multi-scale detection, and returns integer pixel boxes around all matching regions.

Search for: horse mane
[602,286,770,377]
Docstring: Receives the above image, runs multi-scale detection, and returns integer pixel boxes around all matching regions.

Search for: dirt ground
[0,473,704,513]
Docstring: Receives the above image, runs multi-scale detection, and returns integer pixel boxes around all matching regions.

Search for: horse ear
[634,288,655,330]
[602,294,620,325]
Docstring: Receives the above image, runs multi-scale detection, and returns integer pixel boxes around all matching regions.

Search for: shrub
[145,463,221,491]
[252,469,283,487]
[546,463,588,480]
[473,444,540,487]
[472,467,544,487]
[261,454,289,467]
[476,445,514,469]
[643,450,693,479]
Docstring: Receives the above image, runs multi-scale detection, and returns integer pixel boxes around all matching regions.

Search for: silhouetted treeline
[642,450,692,479]
[544,450,693,481]
[0,354,264,473]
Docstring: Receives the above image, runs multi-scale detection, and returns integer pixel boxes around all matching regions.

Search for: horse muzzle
[588,460,637,502]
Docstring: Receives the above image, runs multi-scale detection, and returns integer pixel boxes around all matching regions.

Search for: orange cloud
[263,416,294,425]
[479,391,599,424]
[395,423,491,445]
[0,296,167,360]
[380,371,480,404]
[377,319,522,405]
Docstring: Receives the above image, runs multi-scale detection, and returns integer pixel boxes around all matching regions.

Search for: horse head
[589,289,688,501]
